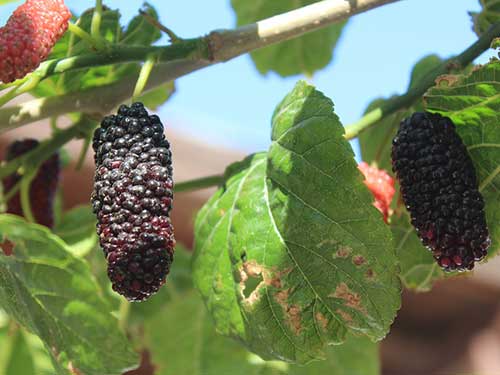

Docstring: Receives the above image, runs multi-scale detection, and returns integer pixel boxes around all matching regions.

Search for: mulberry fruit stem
[75,133,93,171]
[50,117,60,133]
[67,22,105,51]
[0,79,24,92]
[3,179,21,204]
[56,18,81,91]
[0,74,41,108]
[0,87,20,109]
[20,171,36,224]
[90,0,103,40]
[343,21,500,140]
[118,299,131,333]
[174,174,224,193]
[132,54,157,101]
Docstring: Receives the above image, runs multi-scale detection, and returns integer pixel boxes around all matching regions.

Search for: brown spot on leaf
[336,309,353,323]
[244,261,263,278]
[68,362,82,375]
[269,276,282,289]
[275,289,302,334]
[353,255,366,266]
[315,312,328,331]
[51,346,59,359]
[0,239,14,256]
[239,261,291,305]
[365,268,375,280]
[288,305,302,334]
[435,74,459,87]
[123,350,156,375]
[275,289,290,305]
[239,261,299,331]
[331,283,367,313]
[336,246,352,258]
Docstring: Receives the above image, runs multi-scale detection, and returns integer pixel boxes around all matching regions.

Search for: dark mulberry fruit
[392,112,490,271]
[92,102,175,301]
[2,139,60,228]
[358,162,395,224]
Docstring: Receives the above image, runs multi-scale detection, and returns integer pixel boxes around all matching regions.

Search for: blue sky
[1,0,493,155]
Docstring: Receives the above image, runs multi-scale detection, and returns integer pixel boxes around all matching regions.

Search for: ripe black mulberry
[92,102,175,301]
[2,139,60,228]
[392,112,490,271]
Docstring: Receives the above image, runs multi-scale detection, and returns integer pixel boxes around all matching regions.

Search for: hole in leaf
[243,273,263,299]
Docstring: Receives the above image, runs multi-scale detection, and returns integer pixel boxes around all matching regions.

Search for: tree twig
[4,0,399,98]
[343,21,500,140]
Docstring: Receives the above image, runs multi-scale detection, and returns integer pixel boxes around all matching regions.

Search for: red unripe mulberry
[0,0,71,83]
[358,162,395,224]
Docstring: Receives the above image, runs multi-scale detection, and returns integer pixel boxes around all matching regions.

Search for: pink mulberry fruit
[358,162,395,224]
[0,0,71,83]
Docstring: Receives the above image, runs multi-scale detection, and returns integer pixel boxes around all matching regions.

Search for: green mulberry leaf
[0,327,35,375]
[231,0,347,77]
[0,215,139,375]
[391,213,443,292]
[471,0,500,36]
[193,81,401,363]
[54,205,98,258]
[288,334,379,375]
[145,261,380,375]
[121,2,162,46]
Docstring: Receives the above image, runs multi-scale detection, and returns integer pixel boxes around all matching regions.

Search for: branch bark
[210,0,400,61]
[0,0,401,130]
[23,0,401,81]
